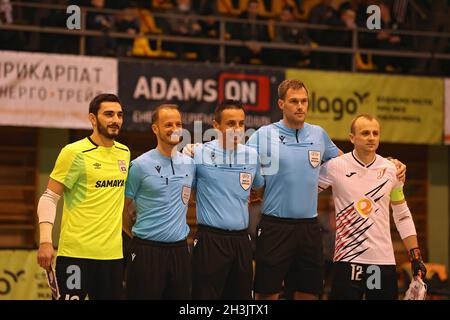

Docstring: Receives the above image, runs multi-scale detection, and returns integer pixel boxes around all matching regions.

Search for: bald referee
[37,93,130,300]
[124,104,195,299]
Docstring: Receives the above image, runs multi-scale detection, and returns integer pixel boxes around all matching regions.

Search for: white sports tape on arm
[392,202,417,240]
[37,189,61,224]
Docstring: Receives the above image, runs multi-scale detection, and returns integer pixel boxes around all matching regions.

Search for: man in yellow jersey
[36,93,130,300]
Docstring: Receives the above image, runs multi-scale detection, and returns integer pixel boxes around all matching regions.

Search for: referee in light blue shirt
[192,100,264,300]
[247,79,341,300]
[124,104,195,299]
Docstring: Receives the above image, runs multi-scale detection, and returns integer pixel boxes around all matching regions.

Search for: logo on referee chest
[309,151,321,168]
[240,172,252,191]
[118,160,127,173]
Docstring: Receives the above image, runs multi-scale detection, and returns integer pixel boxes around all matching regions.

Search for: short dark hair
[214,99,245,123]
[89,93,121,116]
[151,104,180,124]
[350,114,379,134]
[277,79,309,100]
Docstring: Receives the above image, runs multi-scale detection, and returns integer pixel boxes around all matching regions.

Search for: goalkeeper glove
[409,248,427,279]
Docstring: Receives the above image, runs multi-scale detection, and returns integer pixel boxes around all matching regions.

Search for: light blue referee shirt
[194,139,265,231]
[125,149,195,242]
[246,120,339,219]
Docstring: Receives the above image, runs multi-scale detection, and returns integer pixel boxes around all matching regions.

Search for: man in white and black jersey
[318,114,427,300]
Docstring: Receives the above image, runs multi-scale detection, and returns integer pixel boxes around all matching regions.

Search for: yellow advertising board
[286,70,444,144]
[0,250,51,300]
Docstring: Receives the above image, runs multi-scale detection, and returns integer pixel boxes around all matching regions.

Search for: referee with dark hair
[191,100,264,299]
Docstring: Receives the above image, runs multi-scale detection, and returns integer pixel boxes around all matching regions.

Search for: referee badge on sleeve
[240,172,252,191]
[181,185,191,205]
[308,151,321,168]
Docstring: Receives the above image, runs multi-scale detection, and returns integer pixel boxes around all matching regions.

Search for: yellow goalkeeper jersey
[50,137,130,260]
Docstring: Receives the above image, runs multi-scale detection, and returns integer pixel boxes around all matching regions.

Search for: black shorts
[330,262,398,300]
[192,225,253,300]
[125,237,191,299]
[122,231,132,262]
[122,231,132,268]
[254,215,324,296]
[55,256,123,300]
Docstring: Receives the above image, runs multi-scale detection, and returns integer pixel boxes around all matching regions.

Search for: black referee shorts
[330,262,398,300]
[254,215,324,296]
[55,256,123,300]
[192,225,253,300]
[125,237,191,300]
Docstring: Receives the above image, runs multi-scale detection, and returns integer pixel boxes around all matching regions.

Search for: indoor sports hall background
[0,0,449,299]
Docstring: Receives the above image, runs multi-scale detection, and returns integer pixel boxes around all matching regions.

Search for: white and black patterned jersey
[319,152,403,265]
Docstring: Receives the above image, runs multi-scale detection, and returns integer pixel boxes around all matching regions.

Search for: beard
[97,121,120,140]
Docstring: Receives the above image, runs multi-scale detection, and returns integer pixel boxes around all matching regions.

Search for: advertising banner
[0,250,50,300]
[287,69,443,144]
[119,61,284,133]
[0,51,117,129]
